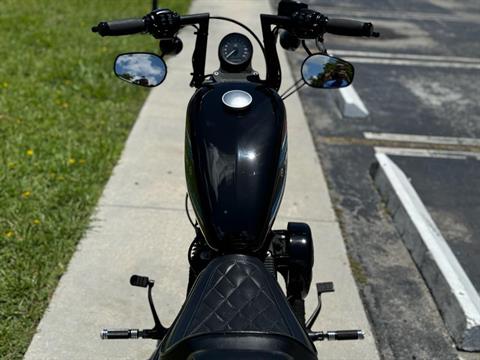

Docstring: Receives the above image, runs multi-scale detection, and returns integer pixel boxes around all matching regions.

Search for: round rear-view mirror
[301,54,354,89]
[114,53,167,87]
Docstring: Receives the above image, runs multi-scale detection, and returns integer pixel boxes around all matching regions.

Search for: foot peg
[309,330,365,341]
[101,329,142,340]
[100,274,168,341]
[306,282,364,342]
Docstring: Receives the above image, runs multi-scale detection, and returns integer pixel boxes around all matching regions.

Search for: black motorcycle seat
[159,254,316,359]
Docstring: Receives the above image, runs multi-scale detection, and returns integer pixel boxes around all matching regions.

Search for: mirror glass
[301,54,354,89]
[114,53,167,87]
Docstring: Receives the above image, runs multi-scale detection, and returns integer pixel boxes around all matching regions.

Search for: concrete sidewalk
[24,0,379,359]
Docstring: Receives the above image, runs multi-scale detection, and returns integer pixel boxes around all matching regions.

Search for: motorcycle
[92,1,379,358]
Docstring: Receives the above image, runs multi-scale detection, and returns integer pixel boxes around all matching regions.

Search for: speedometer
[218,33,253,72]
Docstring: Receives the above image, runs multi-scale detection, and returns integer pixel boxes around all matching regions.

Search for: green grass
[348,256,368,286]
[0,0,190,358]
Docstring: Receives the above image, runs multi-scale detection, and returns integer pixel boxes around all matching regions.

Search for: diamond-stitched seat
[161,255,315,355]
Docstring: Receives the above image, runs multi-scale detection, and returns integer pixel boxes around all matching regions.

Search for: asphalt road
[274,0,480,358]
[392,155,480,292]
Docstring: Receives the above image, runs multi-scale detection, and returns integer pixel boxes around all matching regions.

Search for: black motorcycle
[92,1,379,358]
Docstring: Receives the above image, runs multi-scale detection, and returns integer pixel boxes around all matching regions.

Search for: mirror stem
[281,82,306,100]
[280,78,304,98]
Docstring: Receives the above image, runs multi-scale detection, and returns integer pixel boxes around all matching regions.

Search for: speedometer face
[219,33,253,71]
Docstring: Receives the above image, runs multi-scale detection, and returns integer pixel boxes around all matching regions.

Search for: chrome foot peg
[101,329,141,340]
[309,330,365,342]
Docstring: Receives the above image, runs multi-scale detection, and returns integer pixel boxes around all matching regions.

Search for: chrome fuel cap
[222,90,252,110]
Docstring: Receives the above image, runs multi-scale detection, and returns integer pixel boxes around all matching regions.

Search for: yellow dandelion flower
[68,158,76,165]
[5,230,14,238]
[26,149,34,156]
[22,191,31,198]
[33,219,41,225]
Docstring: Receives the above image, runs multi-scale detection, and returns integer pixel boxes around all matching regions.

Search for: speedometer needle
[226,49,237,59]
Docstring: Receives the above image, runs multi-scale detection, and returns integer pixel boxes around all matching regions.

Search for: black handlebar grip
[326,18,379,37]
[92,18,145,36]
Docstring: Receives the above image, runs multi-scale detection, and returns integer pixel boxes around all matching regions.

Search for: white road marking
[330,51,369,118]
[338,86,370,118]
[341,57,480,70]
[331,50,480,64]
[375,152,480,338]
[365,132,480,147]
[374,146,480,160]
[320,7,479,23]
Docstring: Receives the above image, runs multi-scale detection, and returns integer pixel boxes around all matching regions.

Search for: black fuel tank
[185,82,287,253]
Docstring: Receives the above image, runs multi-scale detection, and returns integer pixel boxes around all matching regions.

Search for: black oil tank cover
[185,82,287,253]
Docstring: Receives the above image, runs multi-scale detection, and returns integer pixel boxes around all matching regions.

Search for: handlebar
[92,9,379,40]
[326,18,379,37]
[92,9,185,39]
[92,6,378,90]
[288,8,378,39]
[92,18,146,37]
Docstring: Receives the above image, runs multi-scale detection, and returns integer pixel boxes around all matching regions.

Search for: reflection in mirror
[301,54,354,89]
[114,53,167,87]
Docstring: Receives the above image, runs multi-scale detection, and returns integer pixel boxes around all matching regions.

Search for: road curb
[335,86,370,118]
[372,153,480,351]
